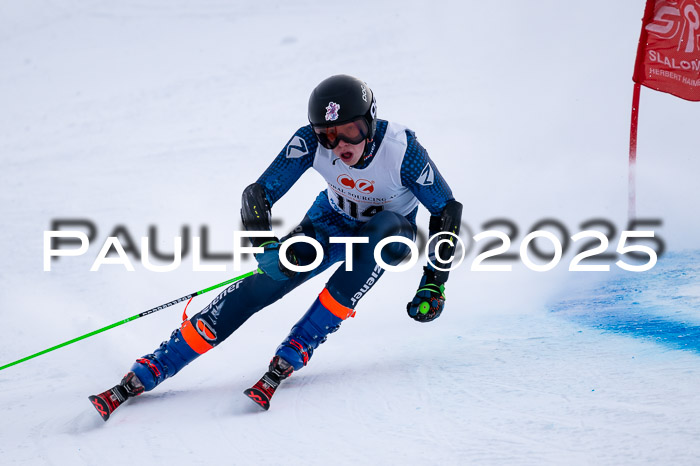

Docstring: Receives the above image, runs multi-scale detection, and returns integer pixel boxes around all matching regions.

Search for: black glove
[255,240,299,281]
[406,267,445,323]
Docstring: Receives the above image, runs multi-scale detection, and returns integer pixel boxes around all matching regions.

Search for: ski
[88,385,128,422]
[243,356,293,411]
[243,384,273,410]
[88,371,144,421]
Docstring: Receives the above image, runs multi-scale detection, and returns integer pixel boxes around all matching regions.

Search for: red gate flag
[633,0,700,101]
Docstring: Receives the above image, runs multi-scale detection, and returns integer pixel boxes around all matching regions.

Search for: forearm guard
[427,199,463,284]
[241,183,275,247]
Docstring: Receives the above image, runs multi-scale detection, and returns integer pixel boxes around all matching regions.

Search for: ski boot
[243,356,293,410]
[88,371,145,421]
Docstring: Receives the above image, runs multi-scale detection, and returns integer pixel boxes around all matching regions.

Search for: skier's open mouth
[340,151,354,160]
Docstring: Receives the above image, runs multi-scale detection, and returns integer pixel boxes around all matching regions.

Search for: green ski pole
[0,269,260,371]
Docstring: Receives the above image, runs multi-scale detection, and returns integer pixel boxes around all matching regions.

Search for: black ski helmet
[308,75,377,140]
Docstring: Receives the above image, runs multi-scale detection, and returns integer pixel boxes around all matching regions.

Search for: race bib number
[331,192,383,221]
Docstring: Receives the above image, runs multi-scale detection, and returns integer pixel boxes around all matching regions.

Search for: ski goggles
[312,118,369,150]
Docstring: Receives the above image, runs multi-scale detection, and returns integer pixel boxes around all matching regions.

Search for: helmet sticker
[325,102,340,121]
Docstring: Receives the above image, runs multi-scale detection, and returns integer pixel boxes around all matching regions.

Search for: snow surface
[1,1,700,464]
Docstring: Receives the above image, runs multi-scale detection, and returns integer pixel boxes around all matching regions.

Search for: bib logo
[336,174,375,193]
[338,174,355,189]
[646,0,700,53]
[356,179,375,194]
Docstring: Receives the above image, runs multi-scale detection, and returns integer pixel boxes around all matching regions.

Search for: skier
[89,74,463,420]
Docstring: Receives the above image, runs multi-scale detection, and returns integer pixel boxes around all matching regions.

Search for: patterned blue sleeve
[400,130,454,215]
[256,125,318,206]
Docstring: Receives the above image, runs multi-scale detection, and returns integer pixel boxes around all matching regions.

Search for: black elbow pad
[427,200,463,283]
[429,200,463,237]
[241,183,273,246]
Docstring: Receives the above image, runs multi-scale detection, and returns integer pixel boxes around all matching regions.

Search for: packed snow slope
[1,1,699,465]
